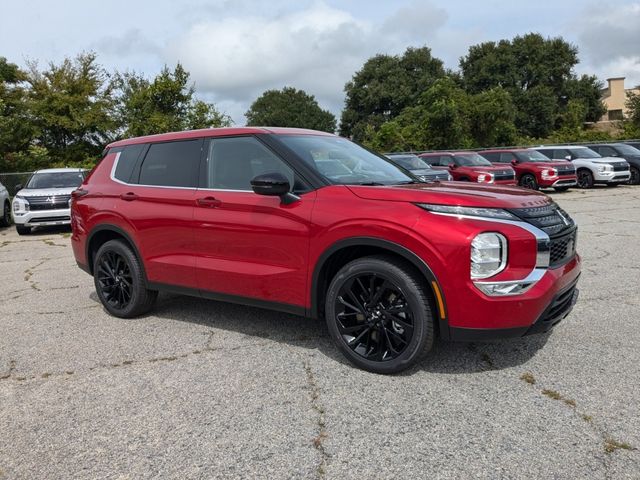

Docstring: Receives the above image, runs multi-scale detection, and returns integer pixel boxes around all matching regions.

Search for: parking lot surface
[1,186,639,479]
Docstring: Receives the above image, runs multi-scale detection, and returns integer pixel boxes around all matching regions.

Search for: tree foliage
[245,87,336,132]
[114,64,231,138]
[340,47,445,140]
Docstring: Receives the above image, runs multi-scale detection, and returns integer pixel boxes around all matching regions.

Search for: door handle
[120,192,139,201]
[197,196,222,208]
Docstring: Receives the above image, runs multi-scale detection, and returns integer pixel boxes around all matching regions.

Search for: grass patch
[581,414,593,422]
[542,389,562,400]
[604,438,635,454]
[520,372,536,385]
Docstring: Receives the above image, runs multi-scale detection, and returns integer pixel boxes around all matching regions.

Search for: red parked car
[71,128,580,373]
[418,152,517,185]
[480,149,577,191]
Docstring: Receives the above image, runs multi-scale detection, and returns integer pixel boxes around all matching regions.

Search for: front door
[193,136,315,309]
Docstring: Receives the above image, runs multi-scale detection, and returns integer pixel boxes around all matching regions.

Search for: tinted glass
[453,153,492,166]
[535,149,553,159]
[278,135,413,185]
[138,140,202,187]
[568,148,601,159]
[514,150,553,162]
[552,149,569,159]
[615,144,640,155]
[439,156,455,166]
[597,146,617,157]
[499,153,515,162]
[206,136,296,191]
[481,152,501,162]
[419,156,439,166]
[387,155,431,170]
[114,144,146,183]
[26,171,84,189]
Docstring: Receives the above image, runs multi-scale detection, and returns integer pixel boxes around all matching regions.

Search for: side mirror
[448,164,456,169]
[251,172,299,205]
[565,155,572,161]
[511,159,518,165]
[14,184,23,194]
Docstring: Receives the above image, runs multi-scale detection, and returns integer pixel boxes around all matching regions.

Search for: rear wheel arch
[310,237,448,338]
[86,225,146,281]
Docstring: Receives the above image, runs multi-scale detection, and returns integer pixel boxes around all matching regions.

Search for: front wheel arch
[310,237,448,338]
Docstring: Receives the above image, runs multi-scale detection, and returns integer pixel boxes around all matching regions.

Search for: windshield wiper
[393,180,421,185]
[353,181,386,186]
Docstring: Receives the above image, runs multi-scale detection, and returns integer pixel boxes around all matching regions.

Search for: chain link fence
[0,172,33,197]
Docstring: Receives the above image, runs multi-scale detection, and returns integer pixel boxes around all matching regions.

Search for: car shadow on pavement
[15,225,72,236]
[145,292,550,375]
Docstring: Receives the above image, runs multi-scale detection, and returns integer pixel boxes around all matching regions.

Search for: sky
[2,0,639,124]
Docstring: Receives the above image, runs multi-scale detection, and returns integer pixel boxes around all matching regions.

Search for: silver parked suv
[0,180,10,227]
[535,146,630,188]
[12,168,85,235]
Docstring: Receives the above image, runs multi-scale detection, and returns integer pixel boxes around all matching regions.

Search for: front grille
[612,162,629,172]
[494,170,515,181]
[29,216,70,223]
[556,165,576,175]
[549,230,577,267]
[25,195,70,211]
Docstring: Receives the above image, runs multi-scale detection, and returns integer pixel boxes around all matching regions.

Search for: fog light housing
[471,232,507,279]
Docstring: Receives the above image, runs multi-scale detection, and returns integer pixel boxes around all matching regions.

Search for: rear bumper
[449,274,580,341]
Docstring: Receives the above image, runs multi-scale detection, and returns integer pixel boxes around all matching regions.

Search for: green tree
[0,57,38,172]
[245,87,336,132]
[340,46,445,140]
[114,64,231,138]
[25,52,115,166]
[625,89,640,134]
[468,87,517,147]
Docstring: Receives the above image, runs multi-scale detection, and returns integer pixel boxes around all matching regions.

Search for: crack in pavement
[23,257,52,291]
[303,358,329,479]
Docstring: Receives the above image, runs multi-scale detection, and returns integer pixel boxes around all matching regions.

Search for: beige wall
[600,77,640,121]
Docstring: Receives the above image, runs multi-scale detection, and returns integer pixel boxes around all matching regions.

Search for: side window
[499,153,514,163]
[439,156,454,166]
[553,149,570,160]
[114,144,146,183]
[138,140,202,187]
[420,156,437,166]
[481,153,497,162]
[599,146,617,157]
[206,136,299,191]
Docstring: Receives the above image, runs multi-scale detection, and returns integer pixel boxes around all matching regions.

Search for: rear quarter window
[114,144,147,183]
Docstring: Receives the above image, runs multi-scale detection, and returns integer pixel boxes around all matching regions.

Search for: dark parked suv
[586,143,640,185]
[71,127,581,373]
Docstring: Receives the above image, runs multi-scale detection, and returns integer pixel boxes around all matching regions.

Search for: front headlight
[416,203,519,221]
[12,196,29,213]
[471,233,507,279]
[541,168,558,179]
[597,164,613,172]
[477,173,494,183]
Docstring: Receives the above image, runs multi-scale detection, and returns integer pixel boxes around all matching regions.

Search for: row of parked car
[386,141,640,190]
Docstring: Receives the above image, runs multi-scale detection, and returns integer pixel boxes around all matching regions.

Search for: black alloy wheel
[1,201,10,227]
[325,255,434,374]
[97,250,134,311]
[520,174,538,190]
[93,239,157,318]
[577,169,594,189]
[629,167,639,185]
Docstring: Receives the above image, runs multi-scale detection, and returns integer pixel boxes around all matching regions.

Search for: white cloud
[164,2,451,123]
[576,2,640,87]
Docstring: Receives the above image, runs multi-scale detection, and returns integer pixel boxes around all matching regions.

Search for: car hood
[16,187,77,197]
[455,165,513,172]
[578,156,626,164]
[347,182,550,209]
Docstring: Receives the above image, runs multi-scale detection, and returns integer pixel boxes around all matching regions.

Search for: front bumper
[593,171,630,183]
[550,178,577,188]
[12,208,71,227]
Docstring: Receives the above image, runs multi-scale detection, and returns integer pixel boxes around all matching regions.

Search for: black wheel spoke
[97,250,133,310]
[338,295,363,314]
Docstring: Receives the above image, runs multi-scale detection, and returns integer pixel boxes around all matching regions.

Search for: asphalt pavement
[1,186,639,479]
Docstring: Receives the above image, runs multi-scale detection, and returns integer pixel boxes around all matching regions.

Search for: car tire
[519,174,539,190]
[1,201,11,227]
[577,169,594,189]
[324,255,434,374]
[629,167,640,185]
[15,225,30,235]
[93,239,158,318]
[554,187,570,192]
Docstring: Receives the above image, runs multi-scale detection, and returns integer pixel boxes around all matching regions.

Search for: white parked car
[534,146,630,188]
[0,181,10,227]
[12,168,85,235]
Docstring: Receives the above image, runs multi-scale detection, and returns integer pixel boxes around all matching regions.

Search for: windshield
[454,153,492,166]
[387,155,431,170]
[515,150,554,162]
[26,171,84,189]
[569,148,601,159]
[278,135,414,185]
[614,144,640,156]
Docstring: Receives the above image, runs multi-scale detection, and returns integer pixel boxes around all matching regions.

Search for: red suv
[418,152,517,185]
[71,128,581,373]
[480,149,577,191]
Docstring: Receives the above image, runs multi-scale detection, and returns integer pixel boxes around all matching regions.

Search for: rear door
[115,139,202,288]
[193,135,315,309]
